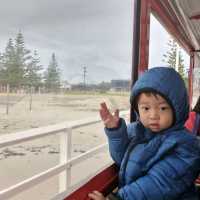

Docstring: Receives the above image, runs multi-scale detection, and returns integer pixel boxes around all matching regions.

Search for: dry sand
[0,92,130,200]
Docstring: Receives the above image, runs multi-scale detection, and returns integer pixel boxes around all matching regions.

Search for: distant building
[110,79,130,91]
[60,81,71,91]
[71,83,87,91]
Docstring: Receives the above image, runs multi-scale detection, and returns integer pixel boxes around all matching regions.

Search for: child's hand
[100,102,119,128]
[88,191,107,200]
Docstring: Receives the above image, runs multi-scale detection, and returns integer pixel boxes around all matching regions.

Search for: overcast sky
[0,0,189,83]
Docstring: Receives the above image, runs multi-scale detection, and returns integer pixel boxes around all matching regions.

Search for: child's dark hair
[133,91,159,112]
[193,96,200,113]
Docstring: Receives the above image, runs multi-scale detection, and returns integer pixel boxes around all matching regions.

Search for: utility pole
[83,66,87,90]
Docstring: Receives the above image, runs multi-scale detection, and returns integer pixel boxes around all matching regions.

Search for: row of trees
[0,32,187,93]
[0,32,61,92]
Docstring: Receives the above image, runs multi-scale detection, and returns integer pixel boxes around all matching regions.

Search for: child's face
[137,93,173,132]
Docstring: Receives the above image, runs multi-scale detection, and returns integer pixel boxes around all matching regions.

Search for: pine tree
[2,38,17,86]
[0,52,4,84]
[177,53,185,78]
[0,32,43,90]
[14,31,32,85]
[162,39,177,68]
[162,38,185,78]
[44,53,61,92]
[25,50,43,88]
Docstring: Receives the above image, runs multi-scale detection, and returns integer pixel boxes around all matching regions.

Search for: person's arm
[105,118,130,166]
[99,102,130,165]
[116,139,200,200]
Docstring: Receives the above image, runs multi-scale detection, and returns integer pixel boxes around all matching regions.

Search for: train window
[0,0,132,199]
[0,0,132,134]
[149,14,190,86]
[149,14,170,68]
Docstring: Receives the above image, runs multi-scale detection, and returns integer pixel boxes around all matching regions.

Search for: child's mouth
[149,123,160,129]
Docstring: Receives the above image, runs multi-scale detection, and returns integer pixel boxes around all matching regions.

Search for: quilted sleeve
[117,139,200,200]
[105,118,130,166]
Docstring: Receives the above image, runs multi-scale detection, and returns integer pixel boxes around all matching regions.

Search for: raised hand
[99,102,120,128]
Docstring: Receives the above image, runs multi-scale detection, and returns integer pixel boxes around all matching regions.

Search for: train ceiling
[166,0,200,53]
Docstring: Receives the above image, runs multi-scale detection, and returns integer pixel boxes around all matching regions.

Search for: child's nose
[149,109,159,119]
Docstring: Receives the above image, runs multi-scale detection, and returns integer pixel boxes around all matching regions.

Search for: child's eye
[160,107,168,111]
[142,107,149,111]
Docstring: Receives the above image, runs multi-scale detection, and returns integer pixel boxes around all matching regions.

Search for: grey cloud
[0,0,133,83]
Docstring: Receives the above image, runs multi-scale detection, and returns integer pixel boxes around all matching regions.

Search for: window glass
[0,1,132,199]
[0,0,132,133]
[149,14,190,87]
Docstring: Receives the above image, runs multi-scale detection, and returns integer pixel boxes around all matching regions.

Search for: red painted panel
[138,0,150,74]
[64,164,118,200]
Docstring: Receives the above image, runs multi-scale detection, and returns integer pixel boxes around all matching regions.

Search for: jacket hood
[130,67,189,129]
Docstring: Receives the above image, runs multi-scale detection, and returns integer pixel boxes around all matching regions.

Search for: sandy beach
[0,92,129,200]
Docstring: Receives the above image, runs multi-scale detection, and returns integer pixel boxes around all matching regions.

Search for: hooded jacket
[105,67,200,200]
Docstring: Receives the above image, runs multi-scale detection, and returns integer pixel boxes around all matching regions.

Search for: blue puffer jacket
[105,67,200,200]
